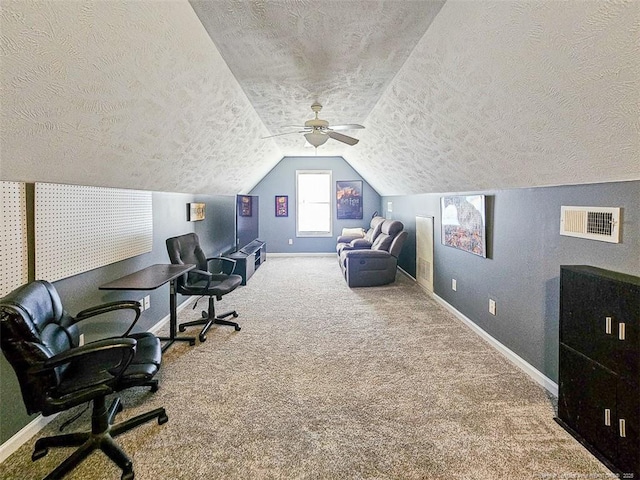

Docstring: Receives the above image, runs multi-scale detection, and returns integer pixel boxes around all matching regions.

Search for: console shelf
[228,240,266,285]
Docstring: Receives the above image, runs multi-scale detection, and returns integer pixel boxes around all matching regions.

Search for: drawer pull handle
[604,409,611,426]
[605,317,612,334]
[619,322,626,341]
[619,418,626,438]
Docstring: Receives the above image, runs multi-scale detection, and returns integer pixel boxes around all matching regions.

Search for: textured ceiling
[191,0,639,195]
[190,0,445,159]
[1,1,638,197]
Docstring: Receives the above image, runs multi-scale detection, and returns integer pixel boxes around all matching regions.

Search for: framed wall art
[440,195,486,257]
[238,195,252,217]
[187,202,206,221]
[275,195,288,217]
[336,180,363,220]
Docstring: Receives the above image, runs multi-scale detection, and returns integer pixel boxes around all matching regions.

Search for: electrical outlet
[144,295,150,310]
[489,299,496,316]
[452,278,457,291]
[288,238,293,245]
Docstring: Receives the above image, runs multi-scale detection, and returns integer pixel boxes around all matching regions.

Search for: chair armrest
[206,256,237,275]
[186,268,212,290]
[36,337,136,373]
[75,301,142,337]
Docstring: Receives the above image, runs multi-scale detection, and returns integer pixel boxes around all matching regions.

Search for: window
[296,170,332,237]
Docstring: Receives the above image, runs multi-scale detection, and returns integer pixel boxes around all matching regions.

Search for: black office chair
[0,280,167,480]
[166,233,242,342]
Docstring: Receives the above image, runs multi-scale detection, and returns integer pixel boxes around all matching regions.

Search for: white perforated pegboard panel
[35,183,152,282]
[1,182,29,296]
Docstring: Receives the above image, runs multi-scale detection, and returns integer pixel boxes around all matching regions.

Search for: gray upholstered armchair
[339,219,407,287]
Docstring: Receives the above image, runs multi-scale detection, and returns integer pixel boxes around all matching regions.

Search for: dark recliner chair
[166,233,242,342]
[339,219,408,287]
[336,215,385,256]
[0,280,167,480]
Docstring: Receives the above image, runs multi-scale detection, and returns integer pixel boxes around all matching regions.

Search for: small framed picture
[275,195,288,217]
[187,203,205,221]
[238,195,252,217]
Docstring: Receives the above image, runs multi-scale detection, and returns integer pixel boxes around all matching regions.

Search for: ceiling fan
[265,102,364,148]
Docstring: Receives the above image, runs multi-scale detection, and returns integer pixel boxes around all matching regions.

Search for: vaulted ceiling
[1,1,638,196]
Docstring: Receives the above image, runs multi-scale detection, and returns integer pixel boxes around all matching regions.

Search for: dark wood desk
[100,264,196,352]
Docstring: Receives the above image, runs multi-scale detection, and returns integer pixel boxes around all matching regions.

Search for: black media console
[228,240,266,285]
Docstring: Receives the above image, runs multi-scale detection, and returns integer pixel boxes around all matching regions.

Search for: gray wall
[0,191,235,443]
[250,156,382,253]
[384,180,639,382]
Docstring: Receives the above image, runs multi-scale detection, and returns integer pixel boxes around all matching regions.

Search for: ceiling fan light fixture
[304,131,329,148]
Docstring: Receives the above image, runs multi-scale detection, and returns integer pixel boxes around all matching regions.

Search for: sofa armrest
[343,249,391,259]
[350,238,373,249]
[337,234,362,244]
[342,250,398,288]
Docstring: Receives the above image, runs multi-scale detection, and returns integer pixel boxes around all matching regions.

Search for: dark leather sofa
[338,219,407,287]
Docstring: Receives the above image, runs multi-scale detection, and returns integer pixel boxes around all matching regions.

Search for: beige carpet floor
[0,256,612,479]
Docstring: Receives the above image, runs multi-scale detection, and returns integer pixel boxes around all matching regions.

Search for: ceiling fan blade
[328,131,359,146]
[329,124,365,131]
[261,130,306,139]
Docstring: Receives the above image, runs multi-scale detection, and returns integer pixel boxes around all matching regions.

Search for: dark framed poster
[238,195,252,217]
[336,180,363,220]
[275,195,288,217]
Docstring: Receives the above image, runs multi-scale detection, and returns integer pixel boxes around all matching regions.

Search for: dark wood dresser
[556,265,639,478]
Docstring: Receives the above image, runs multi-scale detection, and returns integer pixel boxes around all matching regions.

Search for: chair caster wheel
[199,334,207,342]
[189,339,196,346]
[234,326,241,331]
[121,469,134,480]
[232,312,239,318]
[178,325,186,332]
[150,383,159,393]
[201,311,207,319]
[32,447,48,461]
[158,413,169,425]
[117,402,124,413]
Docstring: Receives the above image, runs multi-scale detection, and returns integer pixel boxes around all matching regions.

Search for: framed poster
[336,180,363,220]
[239,195,252,217]
[275,195,288,217]
[440,195,486,257]
[187,202,206,221]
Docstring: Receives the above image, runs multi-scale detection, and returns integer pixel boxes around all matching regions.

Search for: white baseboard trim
[0,297,196,463]
[0,414,58,464]
[397,267,557,396]
[430,292,558,397]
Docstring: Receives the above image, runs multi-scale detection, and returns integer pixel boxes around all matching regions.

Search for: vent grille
[418,258,432,283]
[560,206,620,243]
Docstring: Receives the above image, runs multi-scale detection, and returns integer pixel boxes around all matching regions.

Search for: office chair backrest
[0,281,80,415]
[166,233,207,270]
[166,233,211,287]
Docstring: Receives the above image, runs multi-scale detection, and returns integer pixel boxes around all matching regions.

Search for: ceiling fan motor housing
[304,118,329,129]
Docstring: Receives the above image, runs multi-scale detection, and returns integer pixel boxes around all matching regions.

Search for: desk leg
[158,279,196,352]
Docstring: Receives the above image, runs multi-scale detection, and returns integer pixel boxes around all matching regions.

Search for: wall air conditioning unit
[560,206,621,243]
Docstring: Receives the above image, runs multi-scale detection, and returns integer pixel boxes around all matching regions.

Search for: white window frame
[296,170,333,237]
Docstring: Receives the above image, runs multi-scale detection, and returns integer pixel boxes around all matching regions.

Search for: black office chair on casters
[166,233,242,342]
[0,280,167,480]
